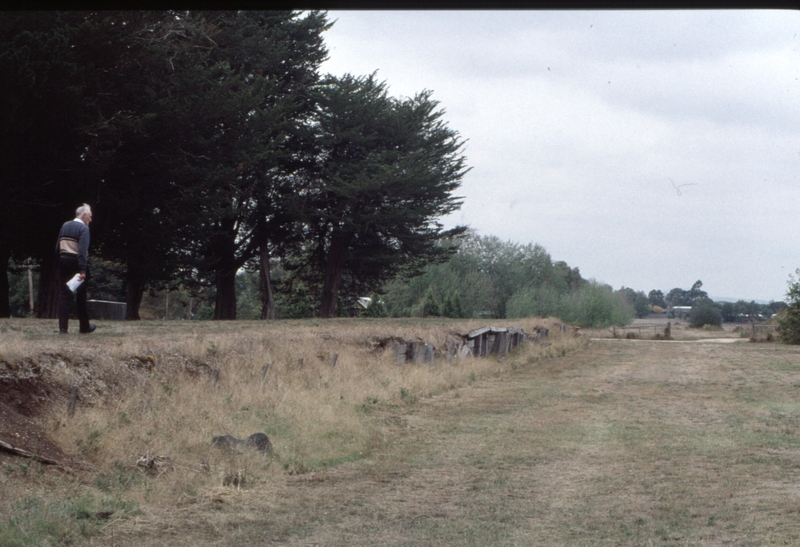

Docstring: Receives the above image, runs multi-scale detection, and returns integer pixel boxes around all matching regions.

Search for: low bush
[777,270,800,344]
[690,304,723,328]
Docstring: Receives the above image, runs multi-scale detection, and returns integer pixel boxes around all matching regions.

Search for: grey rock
[212,432,273,453]
[242,432,272,452]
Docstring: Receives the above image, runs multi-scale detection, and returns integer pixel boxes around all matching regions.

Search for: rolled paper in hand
[67,273,83,293]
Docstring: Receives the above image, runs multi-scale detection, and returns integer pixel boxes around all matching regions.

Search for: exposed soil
[0,350,146,469]
[0,359,71,465]
[0,400,67,465]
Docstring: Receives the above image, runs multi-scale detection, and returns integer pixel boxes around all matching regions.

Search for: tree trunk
[125,272,145,320]
[318,229,351,319]
[259,244,275,320]
[214,267,237,320]
[27,266,34,313]
[213,219,238,320]
[0,239,10,318]
[36,252,59,319]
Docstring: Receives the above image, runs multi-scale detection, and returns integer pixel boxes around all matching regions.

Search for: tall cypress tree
[0,12,102,317]
[163,10,330,320]
[71,11,329,320]
[73,11,189,319]
[298,73,469,318]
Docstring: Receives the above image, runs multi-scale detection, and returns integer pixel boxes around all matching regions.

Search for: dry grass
[580,317,754,341]
[0,317,574,521]
[7,317,800,546]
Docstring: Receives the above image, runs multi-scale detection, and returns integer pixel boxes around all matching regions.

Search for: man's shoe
[79,324,96,334]
[58,330,68,334]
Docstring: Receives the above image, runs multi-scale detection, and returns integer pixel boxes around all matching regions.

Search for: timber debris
[387,324,561,365]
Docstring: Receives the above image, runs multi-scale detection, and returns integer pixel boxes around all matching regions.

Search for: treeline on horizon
[5,229,785,328]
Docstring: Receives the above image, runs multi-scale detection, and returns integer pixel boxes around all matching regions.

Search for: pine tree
[0,12,102,317]
[441,290,466,318]
[300,73,469,318]
[422,286,441,317]
[362,294,388,318]
[161,11,330,320]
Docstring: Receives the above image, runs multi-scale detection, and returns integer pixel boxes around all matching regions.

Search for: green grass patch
[766,360,800,372]
[0,494,138,547]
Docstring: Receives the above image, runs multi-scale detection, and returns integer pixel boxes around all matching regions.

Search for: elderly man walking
[56,203,96,334]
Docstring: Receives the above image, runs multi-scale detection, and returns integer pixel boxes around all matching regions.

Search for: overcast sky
[319,10,799,303]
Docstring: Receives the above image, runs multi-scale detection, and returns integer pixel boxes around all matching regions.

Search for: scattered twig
[134,451,174,476]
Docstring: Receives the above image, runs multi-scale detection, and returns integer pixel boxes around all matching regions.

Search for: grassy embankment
[0,316,581,546]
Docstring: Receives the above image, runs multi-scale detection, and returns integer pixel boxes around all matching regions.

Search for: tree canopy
[0,12,472,320]
[289,73,469,317]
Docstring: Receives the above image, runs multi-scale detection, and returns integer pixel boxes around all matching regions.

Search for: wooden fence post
[394,343,407,365]
[406,342,418,363]
[424,343,435,364]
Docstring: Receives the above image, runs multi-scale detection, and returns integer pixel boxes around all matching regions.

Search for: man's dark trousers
[58,254,90,333]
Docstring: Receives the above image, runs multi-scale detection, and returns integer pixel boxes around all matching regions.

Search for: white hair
[75,203,92,217]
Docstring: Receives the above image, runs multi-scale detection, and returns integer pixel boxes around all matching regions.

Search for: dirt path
[103,339,800,546]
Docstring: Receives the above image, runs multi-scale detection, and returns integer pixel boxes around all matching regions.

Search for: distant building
[667,306,692,319]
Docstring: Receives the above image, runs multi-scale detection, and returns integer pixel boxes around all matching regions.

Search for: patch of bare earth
[93,338,800,547]
[0,354,80,467]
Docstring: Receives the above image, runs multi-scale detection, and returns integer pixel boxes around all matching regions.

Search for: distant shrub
[505,285,563,320]
[777,270,800,344]
[506,282,632,328]
[419,287,437,317]
[193,303,214,321]
[571,282,633,328]
[441,290,466,318]
[362,295,388,318]
[690,304,723,328]
[279,285,315,319]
